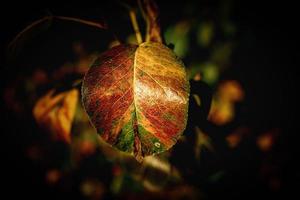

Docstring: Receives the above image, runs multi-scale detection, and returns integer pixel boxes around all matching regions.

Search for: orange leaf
[208,80,244,125]
[226,127,250,148]
[33,89,79,142]
[218,80,244,102]
[226,132,242,149]
[45,169,61,185]
[257,130,278,152]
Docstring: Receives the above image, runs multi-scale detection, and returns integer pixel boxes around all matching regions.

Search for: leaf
[33,89,79,142]
[201,63,219,85]
[82,42,190,162]
[226,132,242,149]
[257,129,278,152]
[164,21,191,58]
[226,127,250,148]
[208,80,244,125]
[45,169,61,185]
[197,22,214,47]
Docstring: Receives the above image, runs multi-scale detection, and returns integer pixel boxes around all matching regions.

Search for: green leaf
[197,22,214,47]
[202,63,219,85]
[164,21,191,58]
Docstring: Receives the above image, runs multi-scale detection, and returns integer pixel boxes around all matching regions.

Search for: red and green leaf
[82,42,189,161]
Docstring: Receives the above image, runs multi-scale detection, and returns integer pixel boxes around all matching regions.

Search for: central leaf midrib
[132,44,142,159]
[133,45,139,128]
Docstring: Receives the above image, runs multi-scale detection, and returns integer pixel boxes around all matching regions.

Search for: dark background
[0,0,297,199]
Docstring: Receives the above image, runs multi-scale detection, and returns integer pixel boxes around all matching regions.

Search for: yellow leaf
[209,100,233,125]
[33,89,79,142]
[218,80,244,102]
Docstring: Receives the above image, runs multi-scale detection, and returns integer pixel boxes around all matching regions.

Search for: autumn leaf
[82,42,190,162]
[208,80,244,125]
[45,169,61,185]
[257,129,279,152]
[33,89,79,142]
[226,127,250,149]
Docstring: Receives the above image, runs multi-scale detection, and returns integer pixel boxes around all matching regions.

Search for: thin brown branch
[8,16,52,48]
[140,0,162,43]
[9,15,107,49]
[55,16,107,29]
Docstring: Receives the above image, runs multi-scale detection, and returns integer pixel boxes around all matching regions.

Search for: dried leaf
[33,89,79,142]
[82,42,190,161]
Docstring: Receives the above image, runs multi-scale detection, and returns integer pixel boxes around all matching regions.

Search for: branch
[8,15,107,49]
[139,0,162,43]
[55,16,107,29]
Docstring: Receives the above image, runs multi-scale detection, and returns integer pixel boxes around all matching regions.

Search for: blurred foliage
[2,0,286,199]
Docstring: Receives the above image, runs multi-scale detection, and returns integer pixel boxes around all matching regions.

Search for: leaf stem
[129,9,143,44]
[138,0,150,42]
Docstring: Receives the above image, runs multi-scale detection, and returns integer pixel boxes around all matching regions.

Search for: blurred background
[0,0,297,199]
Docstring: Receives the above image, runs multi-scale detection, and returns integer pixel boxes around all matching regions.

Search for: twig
[8,16,52,48]
[139,0,162,43]
[129,9,143,44]
[55,16,107,29]
[9,15,107,48]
